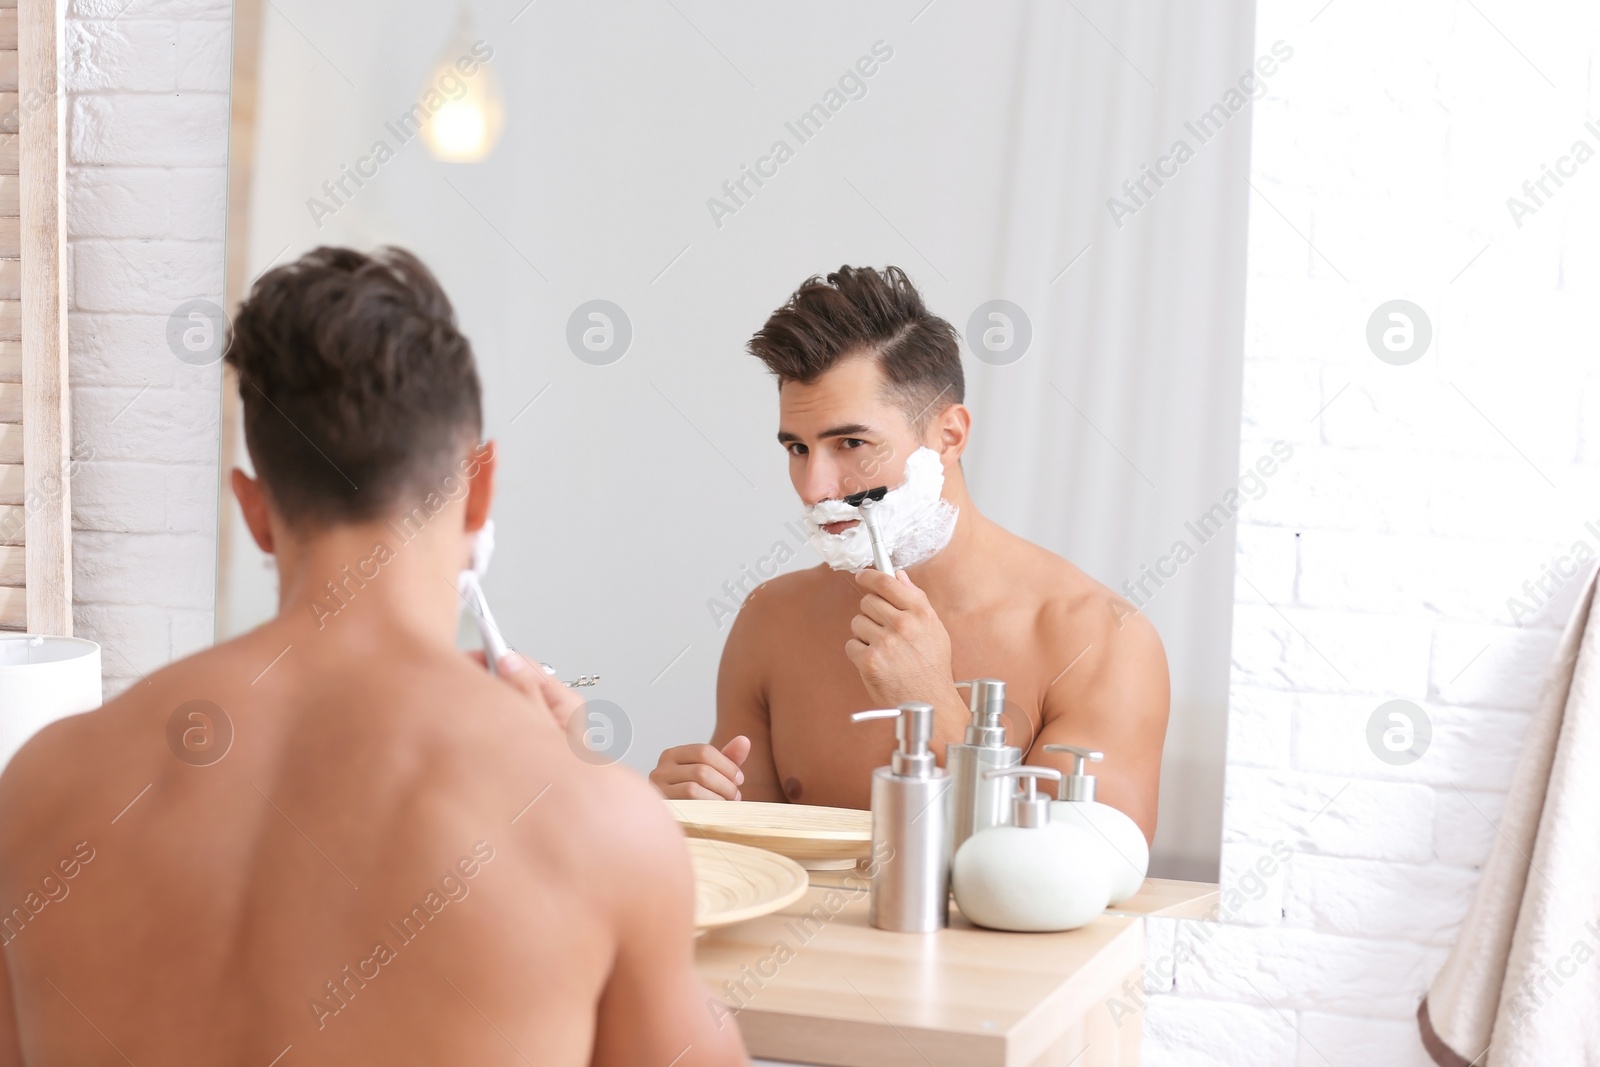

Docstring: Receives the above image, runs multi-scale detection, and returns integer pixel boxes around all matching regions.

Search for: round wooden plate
[667,800,873,866]
[686,838,808,931]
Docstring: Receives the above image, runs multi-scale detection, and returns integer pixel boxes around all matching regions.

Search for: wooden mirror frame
[11,0,70,635]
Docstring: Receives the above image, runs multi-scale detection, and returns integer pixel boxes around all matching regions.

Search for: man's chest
[761,605,1049,808]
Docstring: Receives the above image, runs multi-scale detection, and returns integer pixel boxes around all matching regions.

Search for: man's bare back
[713,518,1168,835]
[0,247,743,1067]
[0,610,731,1066]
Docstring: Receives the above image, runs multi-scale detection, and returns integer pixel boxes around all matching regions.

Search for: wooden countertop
[1106,877,1221,920]
[695,877,1218,1067]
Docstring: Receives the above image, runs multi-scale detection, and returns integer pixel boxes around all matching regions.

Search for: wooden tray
[686,837,808,931]
[667,799,872,867]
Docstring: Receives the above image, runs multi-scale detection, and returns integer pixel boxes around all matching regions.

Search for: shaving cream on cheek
[802,446,959,573]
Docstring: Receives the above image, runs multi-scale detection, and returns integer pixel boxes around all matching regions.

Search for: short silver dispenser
[947,678,1021,855]
[1042,743,1103,801]
[986,764,1063,827]
[850,702,952,932]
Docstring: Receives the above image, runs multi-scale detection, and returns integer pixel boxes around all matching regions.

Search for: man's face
[776,355,925,535]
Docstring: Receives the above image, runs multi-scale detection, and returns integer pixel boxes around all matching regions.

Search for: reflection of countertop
[695,876,1219,1067]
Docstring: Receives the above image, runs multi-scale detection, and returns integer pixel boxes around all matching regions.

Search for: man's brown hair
[225,246,482,526]
[747,265,963,428]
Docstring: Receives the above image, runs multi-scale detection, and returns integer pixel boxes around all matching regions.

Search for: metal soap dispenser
[947,678,1021,855]
[850,702,952,932]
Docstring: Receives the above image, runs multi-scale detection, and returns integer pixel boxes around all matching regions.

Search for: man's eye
[841,438,867,449]
[786,443,808,456]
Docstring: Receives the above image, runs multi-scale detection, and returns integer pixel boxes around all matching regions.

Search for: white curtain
[955,1,1258,878]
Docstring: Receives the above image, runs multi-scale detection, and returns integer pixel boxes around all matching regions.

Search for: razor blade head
[842,485,889,507]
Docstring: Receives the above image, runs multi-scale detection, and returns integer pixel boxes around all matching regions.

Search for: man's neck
[901,463,997,610]
[269,517,466,651]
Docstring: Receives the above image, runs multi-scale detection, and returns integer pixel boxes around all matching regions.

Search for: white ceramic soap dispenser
[1042,744,1149,906]
[950,766,1112,932]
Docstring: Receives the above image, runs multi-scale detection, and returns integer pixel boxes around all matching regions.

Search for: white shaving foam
[802,446,958,573]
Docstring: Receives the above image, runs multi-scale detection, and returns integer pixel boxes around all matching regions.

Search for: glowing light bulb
[420,10,503,163]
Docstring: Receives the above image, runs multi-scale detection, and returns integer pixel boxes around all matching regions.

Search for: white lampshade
[0,636,102,771]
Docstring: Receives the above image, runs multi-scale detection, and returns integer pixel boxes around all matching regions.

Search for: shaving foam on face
[802,446,959,573]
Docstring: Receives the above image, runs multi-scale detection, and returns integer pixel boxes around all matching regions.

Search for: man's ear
[930,403,971,465]
[231,468,275,554]
[464,440,497,534]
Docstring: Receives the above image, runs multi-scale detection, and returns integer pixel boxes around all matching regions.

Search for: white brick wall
[1144,1,1600,1063]
[65,0,229,692]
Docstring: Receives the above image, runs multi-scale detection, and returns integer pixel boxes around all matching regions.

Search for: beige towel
[1420,562,1600,1066]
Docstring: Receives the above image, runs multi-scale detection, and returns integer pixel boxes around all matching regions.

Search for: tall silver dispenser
[850,702,952,932]
[947,677,1021,856]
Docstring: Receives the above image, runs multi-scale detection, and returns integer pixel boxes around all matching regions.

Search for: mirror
[218,0,1259,880]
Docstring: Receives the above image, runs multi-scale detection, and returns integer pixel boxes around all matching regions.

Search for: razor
[843,485,895,574]
[459,521,597,687]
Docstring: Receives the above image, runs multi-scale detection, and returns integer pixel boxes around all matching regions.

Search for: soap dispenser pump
[951,766,1112,932]
[1042,744,1150,906]
[947,678,1022,855]
[851,702,952,932]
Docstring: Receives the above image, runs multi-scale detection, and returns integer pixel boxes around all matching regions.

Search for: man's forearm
[903,685,971,765]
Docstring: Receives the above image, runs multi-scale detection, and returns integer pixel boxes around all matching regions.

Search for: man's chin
[809,539,873,573]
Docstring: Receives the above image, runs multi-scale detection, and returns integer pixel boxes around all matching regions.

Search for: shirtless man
[0,248,744,1066]
[652,266,1169,843]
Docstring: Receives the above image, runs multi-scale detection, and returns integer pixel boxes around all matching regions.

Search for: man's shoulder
[752,562,841,602]
[726,563,845,633]
[0,634,246,771]
[532,760,693,900]
[999,532,1110,612]
[578,765,685,850]
[0,650,191,864]
[1001,532,1164,668]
